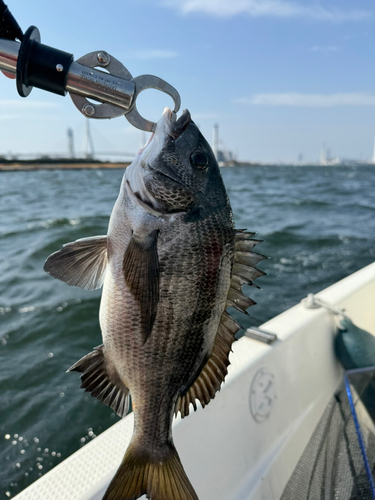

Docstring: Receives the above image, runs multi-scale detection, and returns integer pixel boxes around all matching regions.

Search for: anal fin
[68,345,130,418]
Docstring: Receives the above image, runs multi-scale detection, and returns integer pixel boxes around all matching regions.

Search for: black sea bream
[44,108,266,500]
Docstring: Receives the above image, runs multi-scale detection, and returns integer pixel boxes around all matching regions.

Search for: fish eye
[190,150,208,170]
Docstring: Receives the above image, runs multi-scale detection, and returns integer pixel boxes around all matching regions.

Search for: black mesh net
[280,369,375,500]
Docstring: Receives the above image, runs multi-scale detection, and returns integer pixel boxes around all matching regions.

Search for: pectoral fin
[122,230,159,343]
[44,236,108,290]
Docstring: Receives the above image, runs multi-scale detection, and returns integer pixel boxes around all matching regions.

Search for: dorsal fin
[175,230,266,418]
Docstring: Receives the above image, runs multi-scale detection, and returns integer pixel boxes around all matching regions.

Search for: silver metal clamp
[68,50,181,132]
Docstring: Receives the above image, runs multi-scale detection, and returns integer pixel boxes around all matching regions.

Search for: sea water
[1,165,375,497]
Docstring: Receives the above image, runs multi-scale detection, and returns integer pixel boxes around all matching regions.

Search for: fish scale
[44,108,264,500]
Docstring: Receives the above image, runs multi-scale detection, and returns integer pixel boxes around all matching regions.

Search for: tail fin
[103,440,199,500]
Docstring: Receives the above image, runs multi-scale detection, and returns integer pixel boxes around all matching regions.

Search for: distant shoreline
[0,160,258,171]
[1,161,373,171]
[0,161,130,171]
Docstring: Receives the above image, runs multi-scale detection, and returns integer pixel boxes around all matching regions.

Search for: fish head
[125,108,229,215]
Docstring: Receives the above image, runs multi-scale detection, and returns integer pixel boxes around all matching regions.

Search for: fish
[44,107,266,500]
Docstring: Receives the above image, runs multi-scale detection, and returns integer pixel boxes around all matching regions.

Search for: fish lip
[163,107,177,125]
[161,107,191,140]
[134,107,178,158]
[169,109,192,139]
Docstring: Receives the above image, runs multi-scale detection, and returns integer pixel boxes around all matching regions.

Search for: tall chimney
[213,124,219,160]
[67,128,75,158]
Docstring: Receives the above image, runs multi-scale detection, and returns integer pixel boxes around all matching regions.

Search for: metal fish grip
[69,50,181,132]
[0,2,181,132]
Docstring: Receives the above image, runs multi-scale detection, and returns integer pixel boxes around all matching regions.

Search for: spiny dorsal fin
[68,345,130,418]
[175,230,266,418]
[44,236,108,290]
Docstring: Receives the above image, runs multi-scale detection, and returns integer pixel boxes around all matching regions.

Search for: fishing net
[280,368,375,500]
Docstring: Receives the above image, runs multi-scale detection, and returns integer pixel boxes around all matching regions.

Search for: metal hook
[125,75,181,132]
[68,50,181,131]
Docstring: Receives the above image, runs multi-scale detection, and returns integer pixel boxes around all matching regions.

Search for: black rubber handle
[17,26,74,97]
[0,1,73,97]
[0,0,23,41]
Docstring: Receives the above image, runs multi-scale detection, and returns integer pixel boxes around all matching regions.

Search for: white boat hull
[14,262,375,500]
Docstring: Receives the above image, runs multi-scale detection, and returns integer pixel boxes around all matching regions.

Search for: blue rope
[344,374,375,498]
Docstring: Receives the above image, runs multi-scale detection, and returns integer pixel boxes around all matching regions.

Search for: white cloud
[122,49,179,60]
[235,92,375,107]
[161,0,370,21]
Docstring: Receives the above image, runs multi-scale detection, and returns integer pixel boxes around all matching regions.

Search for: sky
[1,0,375,163]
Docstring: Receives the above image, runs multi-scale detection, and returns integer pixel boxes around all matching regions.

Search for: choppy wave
[1,166,375,496]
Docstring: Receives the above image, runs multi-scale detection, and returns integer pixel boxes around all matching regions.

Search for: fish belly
[100,212,233,435]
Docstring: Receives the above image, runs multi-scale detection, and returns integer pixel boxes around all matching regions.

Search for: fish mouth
[135,108,191,156]
[165,108,192,139]
[126,108,193,217]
